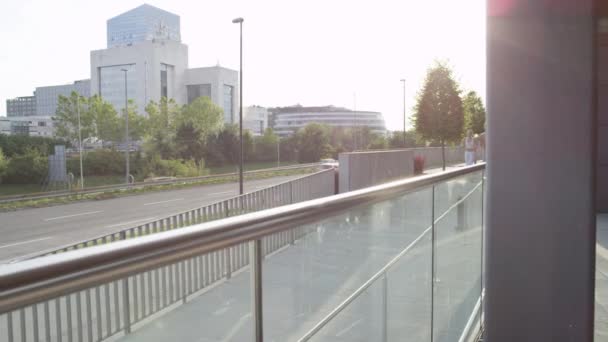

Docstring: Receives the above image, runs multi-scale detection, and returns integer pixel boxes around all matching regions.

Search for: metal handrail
[0,163,485,314]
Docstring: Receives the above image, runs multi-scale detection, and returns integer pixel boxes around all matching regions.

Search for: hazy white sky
[0,0,485,130]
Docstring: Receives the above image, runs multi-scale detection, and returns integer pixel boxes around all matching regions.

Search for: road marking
[0,237,53,249]
[105,217,157,228]
[220,313,251,342]
[143,198,184,206]
[44,211,103,221]
[209,191,233,196]
[336,318,362,337]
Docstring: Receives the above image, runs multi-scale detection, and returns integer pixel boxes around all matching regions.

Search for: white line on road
[105,217,157,228]
[220,313,251,342]
[209,191,233,196]
[44,211,103,221]
[336,318,362,337]
[0,236,53,249]
[143,198,184,206]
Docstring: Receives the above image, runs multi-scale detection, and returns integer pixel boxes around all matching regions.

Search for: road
[0,175,303,263]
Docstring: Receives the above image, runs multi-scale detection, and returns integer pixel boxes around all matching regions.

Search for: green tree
[463,90,486,134]
[0,148,7,183]
[54,92,94,143]
[117,99,146,142]
[413,62,464,170]
[254,128,279,162]
[296,123,330,163]
[388,130,421,149]
[175,97,223,161]
[3,149,49,184]
[144,97,181,159]
[88,95,121,143]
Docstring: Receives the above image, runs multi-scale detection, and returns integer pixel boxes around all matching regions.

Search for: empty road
[0,175,303,262]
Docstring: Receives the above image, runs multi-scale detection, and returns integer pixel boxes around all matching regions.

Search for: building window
[223,85,234,123]
[187,84,211,104]
[160,64,168,98]
[38,121,46,127]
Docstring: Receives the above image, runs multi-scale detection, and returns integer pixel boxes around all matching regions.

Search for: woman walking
[464,130,476,165]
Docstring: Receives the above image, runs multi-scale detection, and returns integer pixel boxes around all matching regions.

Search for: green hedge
[3,149,48,184]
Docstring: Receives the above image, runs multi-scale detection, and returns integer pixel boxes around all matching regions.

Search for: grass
[0,184,44,196]
[0,167,318,212]
[208,161,298,175]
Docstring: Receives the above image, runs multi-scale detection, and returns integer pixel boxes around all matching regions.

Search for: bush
[0,134,67,158]
[4,149,49,184]
[140,156,208,178]
[67,149,125,176]
[414,155,425,174]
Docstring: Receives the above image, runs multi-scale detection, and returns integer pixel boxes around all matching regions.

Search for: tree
[54,92,94,144]
[117,99,146,142]
[175,97,223,161]
[413,62,464,170]
[254,128,279,162]
[0,148,7,183]
[88,95,121,143]
[144,97,181,159]
[388,130,421,149]
[463,91,486,134]
[296,123,330,163]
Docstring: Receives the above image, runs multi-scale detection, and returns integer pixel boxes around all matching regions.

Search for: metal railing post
[431,184,436,342]
[289,182,294,204]
[250,239,263,342]
[382,273,388,342]
[225,247,232,279]
[120,231,131,334]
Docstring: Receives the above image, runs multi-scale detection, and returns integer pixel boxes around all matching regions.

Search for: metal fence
[17,168,336,261]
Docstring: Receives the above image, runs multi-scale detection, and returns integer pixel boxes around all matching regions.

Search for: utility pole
[400,79,406,146]
[121,69,130,184]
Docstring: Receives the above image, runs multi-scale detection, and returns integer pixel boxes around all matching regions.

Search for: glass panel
[432,171,483,342]
[262,187,433,341]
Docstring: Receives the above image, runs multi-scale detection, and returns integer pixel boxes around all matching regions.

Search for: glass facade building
[98,64,137,113]
[107,4,180,48]
[223,85,234,123]
[6,96,36,117]
[35,80,90,116]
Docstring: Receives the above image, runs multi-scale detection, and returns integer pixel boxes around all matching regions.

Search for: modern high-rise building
[5,4,238,136]
[91,5,238,123]
[107,4,181,48]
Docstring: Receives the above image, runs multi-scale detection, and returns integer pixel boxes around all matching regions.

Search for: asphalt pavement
[0,175,302,262]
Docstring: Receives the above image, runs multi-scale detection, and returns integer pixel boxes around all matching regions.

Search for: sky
[0,0,486,131]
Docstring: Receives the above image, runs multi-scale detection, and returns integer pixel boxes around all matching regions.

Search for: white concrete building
[184,66,238,124]
[91,40,189,115]
[272,106,386,137]
[244,106,269,136]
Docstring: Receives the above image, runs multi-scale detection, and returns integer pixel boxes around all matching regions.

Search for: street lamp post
[121,69,130,185]
[277,137,280,168]
[76,95,84,189]
[233,17,244,195]
[400,79,406,146]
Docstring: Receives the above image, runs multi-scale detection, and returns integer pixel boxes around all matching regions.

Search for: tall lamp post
[121,69,130,184]
[400,79,406,146]
[76,95,84,189]
[233,17,244,195]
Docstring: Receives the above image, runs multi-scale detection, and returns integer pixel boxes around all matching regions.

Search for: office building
[8,116,54,137]
[272,105,386,137]
[243,106,268,136]
[0,117,10,135]
[35,80,91,116]
[6,96,36,117]
[107,4,181,48]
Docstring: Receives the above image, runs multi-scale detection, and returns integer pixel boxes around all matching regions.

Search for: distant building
[5,4,239,137]
[272,105,386,137]
[8,116,54,137]
[0,117,10,135]
[184,66,238,124]
[6,96,36,117]
[35,80,91,116]
[244,106,269,136]
[107,4,181,48]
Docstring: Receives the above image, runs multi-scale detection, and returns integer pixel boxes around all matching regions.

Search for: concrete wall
[339,149,414,193]
[411,146,464,169]
[184,66,238,124]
